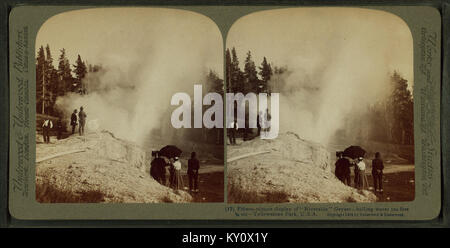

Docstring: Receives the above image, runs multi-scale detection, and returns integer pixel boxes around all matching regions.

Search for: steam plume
[50,8,222,145]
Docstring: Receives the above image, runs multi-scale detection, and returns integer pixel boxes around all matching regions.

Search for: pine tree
[243,51,259,93]
[36,46,45,114]
[57,49,66,95]
[64,57,73,92]
[367,71,414,146]
[386,71,414,145]
[225,48,232,93]
[73,54,87,95]
[45,45,59,115]
[57,48,73,97]
[230,47,243,93]
[258,57,273,93]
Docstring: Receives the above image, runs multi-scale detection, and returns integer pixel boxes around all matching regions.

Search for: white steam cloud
[228,8,413,145]
[47,8,222,145]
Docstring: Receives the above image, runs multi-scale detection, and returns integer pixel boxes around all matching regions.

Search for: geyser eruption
[227,8,413,145]
[270,45,394,145]
[50,8,223,145]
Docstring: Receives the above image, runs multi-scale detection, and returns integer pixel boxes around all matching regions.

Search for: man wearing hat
[188,152,200,192]
[42,118,53,144]
[372,152,384,193]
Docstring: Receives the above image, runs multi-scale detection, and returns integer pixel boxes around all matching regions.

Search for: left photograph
[35,8,224,203]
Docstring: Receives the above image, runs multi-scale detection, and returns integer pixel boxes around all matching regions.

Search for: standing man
[188,152,200,193]
[372,152,384,193]
[70,109,78,134]
[263,108,271,133]
[228,119,238,145]
[78,106,87,136]
[257,111,262,137]
[42,119,53,144]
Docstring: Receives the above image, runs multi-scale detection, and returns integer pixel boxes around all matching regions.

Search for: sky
[36,7,413,87]
[226,7,414,86]
[36,7,223,74]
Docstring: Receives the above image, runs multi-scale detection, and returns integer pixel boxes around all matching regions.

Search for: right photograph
[226,8,415,203]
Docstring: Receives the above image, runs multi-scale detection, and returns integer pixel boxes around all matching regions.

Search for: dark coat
[335,158,351,178]
[150,157,166,178]
[188,158,200,175]
[71,113,78,126]
[372,158,384,173]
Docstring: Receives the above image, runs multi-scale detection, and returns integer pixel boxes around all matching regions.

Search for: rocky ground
[36,131,192,203]
[227,132,377,203]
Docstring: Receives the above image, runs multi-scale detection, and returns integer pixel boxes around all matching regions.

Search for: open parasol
[159,145,182,159]
[342,145,366,159]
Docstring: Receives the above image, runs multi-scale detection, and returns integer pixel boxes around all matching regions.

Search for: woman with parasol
[159,145,184,191]
[342,146,367,189]
[170,157,184,191]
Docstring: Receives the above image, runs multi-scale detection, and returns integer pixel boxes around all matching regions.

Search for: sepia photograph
[5,2,443,223]
[34,8,224,203]
[226,8,415,203]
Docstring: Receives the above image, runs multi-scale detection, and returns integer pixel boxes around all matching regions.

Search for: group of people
[335,152,385,192]
[40,106,87,144]
[70,106,87,136]
[227,109,271,145]
[150,151,200,193]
